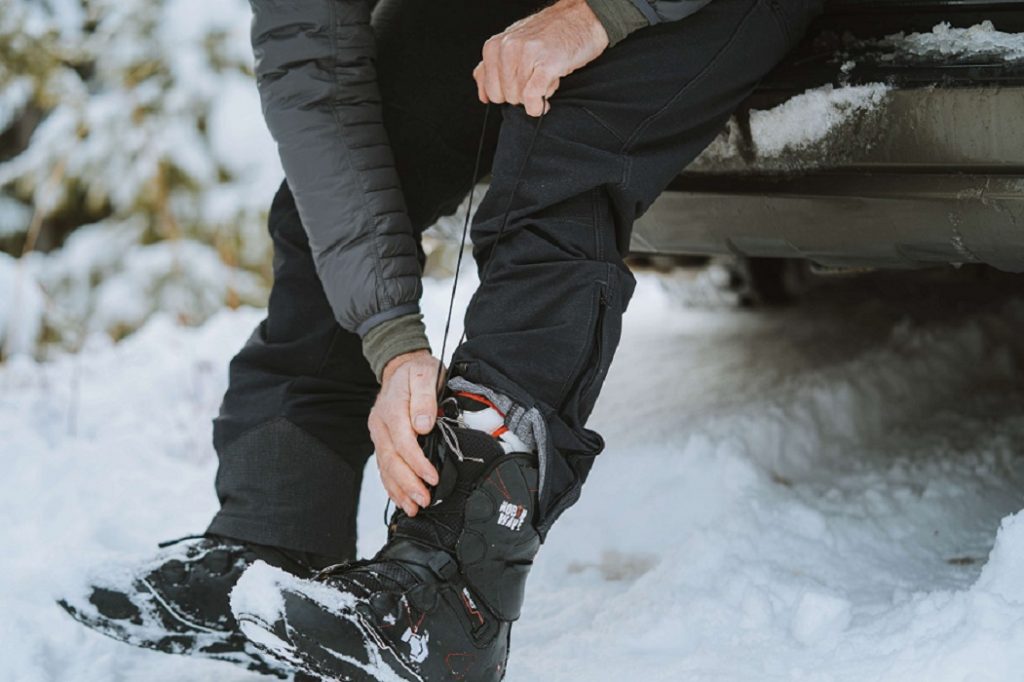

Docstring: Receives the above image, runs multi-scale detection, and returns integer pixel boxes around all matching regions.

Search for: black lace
[157,533,208,548]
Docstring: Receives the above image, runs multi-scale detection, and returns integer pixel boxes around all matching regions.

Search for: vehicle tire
[730,257,809,307]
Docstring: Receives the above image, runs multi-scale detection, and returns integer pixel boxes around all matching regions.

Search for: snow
[696,20,1024,163]
[231,561,358,628]
[0,0,281,352]
[231,562,410,682]
[4,267,1024,681]
[0,77,32,135]
[790,591,852,646]
[206,74,279,193]
[1,308,262,681]
[0,219,266,358]
[229,562,288,626]
[692,84,891,164]
[749,84,890,156]
[878,21,1024,62]
[0,251,45,356]
[0,195,32,238]
[5,6,1024,679]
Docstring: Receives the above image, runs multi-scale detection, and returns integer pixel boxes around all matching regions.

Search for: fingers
[473,63,485,102]
[369,353,444,517]
[522,67,558,117]
[473,62,488,103]
[478,30,563,117]
[391,420,438,488]
[376,409,436,509]
[497,36,523,104]
[474,0,610,114]
[370,413,431,516]
[409,363,438,436]
[480,37,505,105]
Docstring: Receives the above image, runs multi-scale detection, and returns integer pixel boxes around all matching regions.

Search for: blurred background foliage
[0,0,283,359]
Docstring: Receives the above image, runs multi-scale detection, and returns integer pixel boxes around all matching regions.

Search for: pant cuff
[206,512,355,563]
[447,376,552,500]
[209,417,362,562]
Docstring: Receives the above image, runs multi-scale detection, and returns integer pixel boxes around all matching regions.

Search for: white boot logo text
[497,501,527,532]
[401,627,429,663]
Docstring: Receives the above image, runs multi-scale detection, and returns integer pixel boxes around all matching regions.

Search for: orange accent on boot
[454,391,505,417]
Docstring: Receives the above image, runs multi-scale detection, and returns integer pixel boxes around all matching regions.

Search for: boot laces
[435,405,484,465]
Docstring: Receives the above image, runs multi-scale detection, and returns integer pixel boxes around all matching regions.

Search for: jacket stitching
[326,0,393,314]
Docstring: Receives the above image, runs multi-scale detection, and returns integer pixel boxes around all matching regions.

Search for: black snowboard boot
[232,406,540,681]
[58,534,329,678]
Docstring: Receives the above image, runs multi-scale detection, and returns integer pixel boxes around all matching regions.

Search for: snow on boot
[232,410,540,682]
[58,534,323,678]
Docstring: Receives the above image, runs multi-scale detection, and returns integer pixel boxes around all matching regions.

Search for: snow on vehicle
[633,0,1024,302]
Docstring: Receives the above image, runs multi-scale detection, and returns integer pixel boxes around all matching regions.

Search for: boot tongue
[391,427,505,553]
[443,427,505,482]
[424,424,504,503]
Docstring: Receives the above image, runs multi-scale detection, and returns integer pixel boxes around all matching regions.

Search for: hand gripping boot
[233,422,540,682]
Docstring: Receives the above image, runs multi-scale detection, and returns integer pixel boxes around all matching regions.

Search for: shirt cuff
[361,312,432,382]
[586,0,651,46]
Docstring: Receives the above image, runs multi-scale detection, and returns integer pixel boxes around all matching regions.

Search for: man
[60,0,822,679]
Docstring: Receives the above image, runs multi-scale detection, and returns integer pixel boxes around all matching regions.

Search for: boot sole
[237,589,423,682]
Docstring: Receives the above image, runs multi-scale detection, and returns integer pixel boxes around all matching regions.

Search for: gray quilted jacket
[251,0,421,339]
[248,0,710,374]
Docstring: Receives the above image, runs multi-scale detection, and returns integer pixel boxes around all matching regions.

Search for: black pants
[208,0,820,561]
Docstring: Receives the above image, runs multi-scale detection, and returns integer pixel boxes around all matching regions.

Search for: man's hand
[473,0,609,117]
[369,350,442,517]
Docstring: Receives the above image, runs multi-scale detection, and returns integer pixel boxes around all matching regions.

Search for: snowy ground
[4,267,1024,681]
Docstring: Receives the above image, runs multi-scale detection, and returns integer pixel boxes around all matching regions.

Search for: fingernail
[414,493,428,507]
[414,415,431,431]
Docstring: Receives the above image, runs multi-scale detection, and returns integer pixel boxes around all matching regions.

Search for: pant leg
[207,0,541,561]
[374,0,546,230]
[208,182,379,561]
[452,0,822,533]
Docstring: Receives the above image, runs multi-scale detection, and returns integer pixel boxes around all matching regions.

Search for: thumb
[409,364,439,435]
